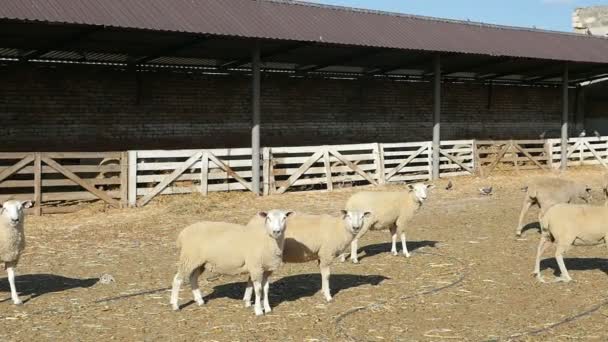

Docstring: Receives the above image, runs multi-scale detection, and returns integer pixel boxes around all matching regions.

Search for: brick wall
[0,64,569,151]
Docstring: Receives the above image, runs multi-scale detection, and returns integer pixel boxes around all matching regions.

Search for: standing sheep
[341,183,434,264]
[516,177,591,236]
[0,200,33,305]
[169,209,293,316]
[534,203,608,283]
[243,210,371,304]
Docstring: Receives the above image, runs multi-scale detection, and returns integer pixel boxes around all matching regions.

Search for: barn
[1,0,608,212]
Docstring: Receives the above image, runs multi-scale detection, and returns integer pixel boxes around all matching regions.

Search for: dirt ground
[2,167,608,341]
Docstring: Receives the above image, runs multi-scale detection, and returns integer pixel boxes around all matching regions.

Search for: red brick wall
[0,64,570,151]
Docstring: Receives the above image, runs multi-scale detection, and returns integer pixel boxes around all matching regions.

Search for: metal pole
[252,43,261,194]
[432,54,441,180]
[560,64,569,171]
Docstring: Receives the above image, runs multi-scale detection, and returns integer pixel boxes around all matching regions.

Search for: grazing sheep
[0,200,32,305]
[341,183,434,264]
[169,210,293,316]
[516,178,591,236]
[534,203,608,283]
[243,210,370,304]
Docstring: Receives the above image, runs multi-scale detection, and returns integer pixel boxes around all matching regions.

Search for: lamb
[0,200,33,305]
[242,210,370,304]
[516,177,591,236]
[341,183,434,264]
[169,209,293,316]
[534,203,608,283]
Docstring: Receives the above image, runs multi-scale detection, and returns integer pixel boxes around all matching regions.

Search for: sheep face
[1,200,32,226]
[258,210,294,239]
[340,210,371,235]
[408,183,435,202]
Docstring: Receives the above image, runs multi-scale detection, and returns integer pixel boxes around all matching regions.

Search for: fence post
[427,142,433,181]
[120,151,129,208]
[373,143,385,184]
[34,152,41,216]
[323,147,333,191]
[128,151,137,207]
[200,151,209,196]
[471,140,477,175]
[262,148,270,196]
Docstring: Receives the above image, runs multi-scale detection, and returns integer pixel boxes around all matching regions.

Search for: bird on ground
[445,180,453,190]
[479,186,493,196]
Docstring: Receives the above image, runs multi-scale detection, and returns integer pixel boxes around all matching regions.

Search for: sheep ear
[285,211,295,217]
[340,210,348,218]
[363,211,372,218]
[407,184,414,191]
[426,184,435,190]
[22,201,33,209]
[258,212,268,219]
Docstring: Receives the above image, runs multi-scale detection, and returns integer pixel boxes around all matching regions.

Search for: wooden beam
[0,155,34,183]
[478,61,556,80]
[438,57,513,76]
[329,150,378,185]
[365,55,432,75]
[134,37,208,64]
[20,27,102,62]
[297,48,384,72]
[220,42,311,69]
[42,157,120,207]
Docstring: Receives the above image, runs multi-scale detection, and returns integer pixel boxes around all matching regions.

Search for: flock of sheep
[1,175,607,316]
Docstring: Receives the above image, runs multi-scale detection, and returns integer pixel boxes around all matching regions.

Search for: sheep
[516,177,591,236]
[242,210,371,304]
[169,209,293,316]
[0,200,33,305]
[340,183,434,264]
[534,203,608,283]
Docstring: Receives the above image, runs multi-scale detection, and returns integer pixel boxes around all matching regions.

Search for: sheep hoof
[254,307,264,316]
[264,306,272,313]
[351,258,359,264]
[554,276,572,283]
[404,253,411,258]
[13,299,23,306]
[324,296,333,302]
[391,251,399,256]
[515,232,522,237]
[171,304,180,311]
[244,301,252,308]
[195,299,205,306]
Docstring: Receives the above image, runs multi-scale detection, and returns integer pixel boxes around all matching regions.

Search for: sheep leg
[262,272,272,313]
[532,234,551,282]
[350,238,361,264]
[170,273,183,311]
[400,232,411,258]
[5,263,21,305]
[189,267,204,306]
[516,197,533,236]
[252,278,264,316]
[554,245,572,283]
[319,262,332,302]
[390,226,398,256]
[243,277,253,307]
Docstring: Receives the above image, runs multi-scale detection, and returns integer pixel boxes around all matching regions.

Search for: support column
[432,54,441,180]
[560,64,569,171]
[252,43,261,194]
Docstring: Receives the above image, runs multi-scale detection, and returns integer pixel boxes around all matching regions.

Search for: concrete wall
[0,63,572,152]
[573,6,608,36]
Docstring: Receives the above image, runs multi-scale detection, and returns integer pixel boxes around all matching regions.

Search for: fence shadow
[0,274,99,304]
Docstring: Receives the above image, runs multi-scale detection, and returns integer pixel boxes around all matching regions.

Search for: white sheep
[534,203,608,283]
[516,177,591,236]
[0,200,32,305]
[169,209,293,316]
[341,183,434,263]
[243,210,370,304]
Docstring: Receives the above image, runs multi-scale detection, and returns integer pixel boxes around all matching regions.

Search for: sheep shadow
[520,222,541,236]
[179,273,388,310]
[0,274,99,304]
[540,257,608,277]
[357,240,439,261]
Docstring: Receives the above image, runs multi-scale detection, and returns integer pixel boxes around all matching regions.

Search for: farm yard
[3,168,608,341]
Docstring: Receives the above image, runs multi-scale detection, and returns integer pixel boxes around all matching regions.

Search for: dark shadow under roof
[2,0,608,63]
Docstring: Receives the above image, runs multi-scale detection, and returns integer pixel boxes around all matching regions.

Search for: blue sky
[309,0,607,32]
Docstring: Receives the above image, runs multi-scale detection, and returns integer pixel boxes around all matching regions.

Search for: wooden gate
[439,140,475,177]
[475,140,550,176]
[0,152,127,215]
[129,148,254,206]
[547,137,608,168]
[266,144,379,195]
[382,141,432,183]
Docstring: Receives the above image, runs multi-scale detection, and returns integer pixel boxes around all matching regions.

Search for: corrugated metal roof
[2,0,608,64]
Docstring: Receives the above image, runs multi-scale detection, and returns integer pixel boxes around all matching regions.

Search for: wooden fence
[0,152,127,215]
[5,137,608,213]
